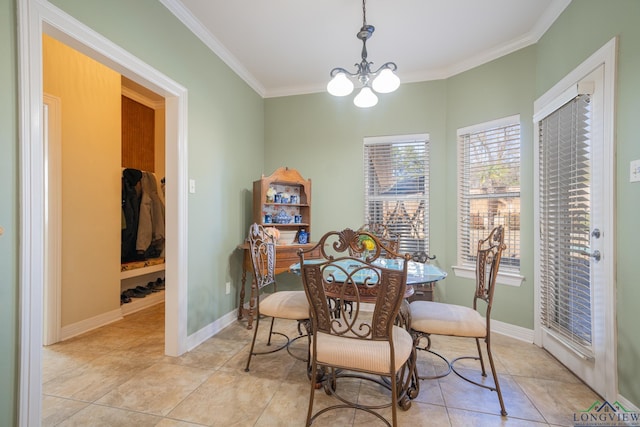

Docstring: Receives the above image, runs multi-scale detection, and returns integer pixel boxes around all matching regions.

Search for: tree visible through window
[457,116,521,271]
[363,134,429,255]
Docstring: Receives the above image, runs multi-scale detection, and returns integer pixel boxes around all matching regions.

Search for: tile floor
[42,302,601,426]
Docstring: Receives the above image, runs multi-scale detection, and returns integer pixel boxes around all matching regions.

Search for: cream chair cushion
[259,290,309,320]
[410,300,486,338]
[313,325,413,374]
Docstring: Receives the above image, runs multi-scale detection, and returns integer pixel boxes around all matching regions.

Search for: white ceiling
[161,0,571,98]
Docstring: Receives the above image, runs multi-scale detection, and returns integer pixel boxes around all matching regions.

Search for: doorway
[19,1,189,424]
[533,38,617,400]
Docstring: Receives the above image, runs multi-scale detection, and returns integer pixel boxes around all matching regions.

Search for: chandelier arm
[370,62,398,75]
[330,67,359,78]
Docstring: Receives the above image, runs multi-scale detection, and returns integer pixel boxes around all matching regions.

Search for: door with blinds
[534,50,616,400]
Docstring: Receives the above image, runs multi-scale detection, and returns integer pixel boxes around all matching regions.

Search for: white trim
[616,395,640,413]
[363,133,429,145]
[18,0,190,424]
[533,37,617,401]
[59,309,123,341]
[451,265,524,287]
[158,0,264,97]
[492,319,535,343]
[42,94,62,346]
[120,291,165,317]
[120,264,165,280]
[456,114,520,137]
[121,86,164,110]
[186,309,238,352]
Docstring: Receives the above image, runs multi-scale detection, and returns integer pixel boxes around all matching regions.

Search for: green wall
[536,0,640,409]
[0,0,18,424]
[3,0,640,424]
[265,47,537,327]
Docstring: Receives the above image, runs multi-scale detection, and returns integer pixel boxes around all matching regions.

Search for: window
[456,116,521,276]
[363,134,429,255]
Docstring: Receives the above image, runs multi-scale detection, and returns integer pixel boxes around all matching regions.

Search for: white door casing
[18,0,189,425]
[533,38,617,400]
[42,94,62,346]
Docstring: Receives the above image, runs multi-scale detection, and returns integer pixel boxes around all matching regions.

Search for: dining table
[289,256,447,408]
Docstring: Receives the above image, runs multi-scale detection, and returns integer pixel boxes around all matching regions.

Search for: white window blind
[539,94,593,349]
[363,135,429,254]
[457,116,521,272]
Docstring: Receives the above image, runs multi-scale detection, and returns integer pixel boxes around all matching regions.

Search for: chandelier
[327,0,400,108]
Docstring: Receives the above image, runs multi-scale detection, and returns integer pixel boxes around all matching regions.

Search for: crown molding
[158,0,265,97]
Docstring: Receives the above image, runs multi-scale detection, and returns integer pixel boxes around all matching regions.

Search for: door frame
[42,94,62,346]
[533,37,617,400]
[18,0,190,425]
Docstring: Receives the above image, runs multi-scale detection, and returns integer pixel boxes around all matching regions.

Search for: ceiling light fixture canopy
[327,0,400,108]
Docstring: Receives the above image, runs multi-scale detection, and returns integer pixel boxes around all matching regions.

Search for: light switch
[189,179,196,193]
[630,160,640,183]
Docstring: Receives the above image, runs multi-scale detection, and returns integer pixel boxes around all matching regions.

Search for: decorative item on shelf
[281,192,290,203]
[290,194,297,204]
[298,229,309,244]
[266,186,277,203]
[263,227,280,241]
[278,230,297,245]
[294,214,302,224]
[274,192,282,203]
[264,214,272,224]
[274,209,292,224]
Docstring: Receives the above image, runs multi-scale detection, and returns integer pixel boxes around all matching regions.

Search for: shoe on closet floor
[152,278,165,291]
[135,286,153,295]
[123,288,146,298]
[120,293,132,304]
[145,281,158,292]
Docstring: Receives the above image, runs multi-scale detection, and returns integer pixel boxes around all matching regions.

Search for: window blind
[363,137,429,254]
[458,118,521,271]
[539,94,593,352]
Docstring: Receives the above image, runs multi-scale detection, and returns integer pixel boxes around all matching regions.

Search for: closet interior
[119,78,166,315]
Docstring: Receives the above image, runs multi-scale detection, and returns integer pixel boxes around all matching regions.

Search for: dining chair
[298,228,414,427]
[244,223,310,372]
[409,225,508,416]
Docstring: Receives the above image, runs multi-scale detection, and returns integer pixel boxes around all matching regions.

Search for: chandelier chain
[362,0,367,27]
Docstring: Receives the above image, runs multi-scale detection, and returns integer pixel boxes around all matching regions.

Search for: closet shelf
[121,257,165,279]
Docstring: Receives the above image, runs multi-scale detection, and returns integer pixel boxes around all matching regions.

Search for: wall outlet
[225,282,231,295]
[630,159,640,183]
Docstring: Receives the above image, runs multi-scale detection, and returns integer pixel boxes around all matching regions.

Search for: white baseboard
[616,394,640,412]
[59,308,123,341]
[121,290,165,316]
[491,319,535,343]
[186,308,238,352]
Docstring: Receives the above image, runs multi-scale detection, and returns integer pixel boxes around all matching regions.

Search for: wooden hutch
[238,167,320,328]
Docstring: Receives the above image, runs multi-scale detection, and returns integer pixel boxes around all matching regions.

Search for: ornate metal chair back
[474,225,507,310]
[248,223,277,292]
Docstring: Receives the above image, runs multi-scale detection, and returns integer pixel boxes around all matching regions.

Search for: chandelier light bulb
[353,86,378,108]
[327,72,354,96]
[372,68,400,94]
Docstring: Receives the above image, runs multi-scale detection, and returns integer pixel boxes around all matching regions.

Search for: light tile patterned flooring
[42,302,601,426]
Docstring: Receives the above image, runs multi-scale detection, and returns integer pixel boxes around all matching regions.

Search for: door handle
[590,250,601,262]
